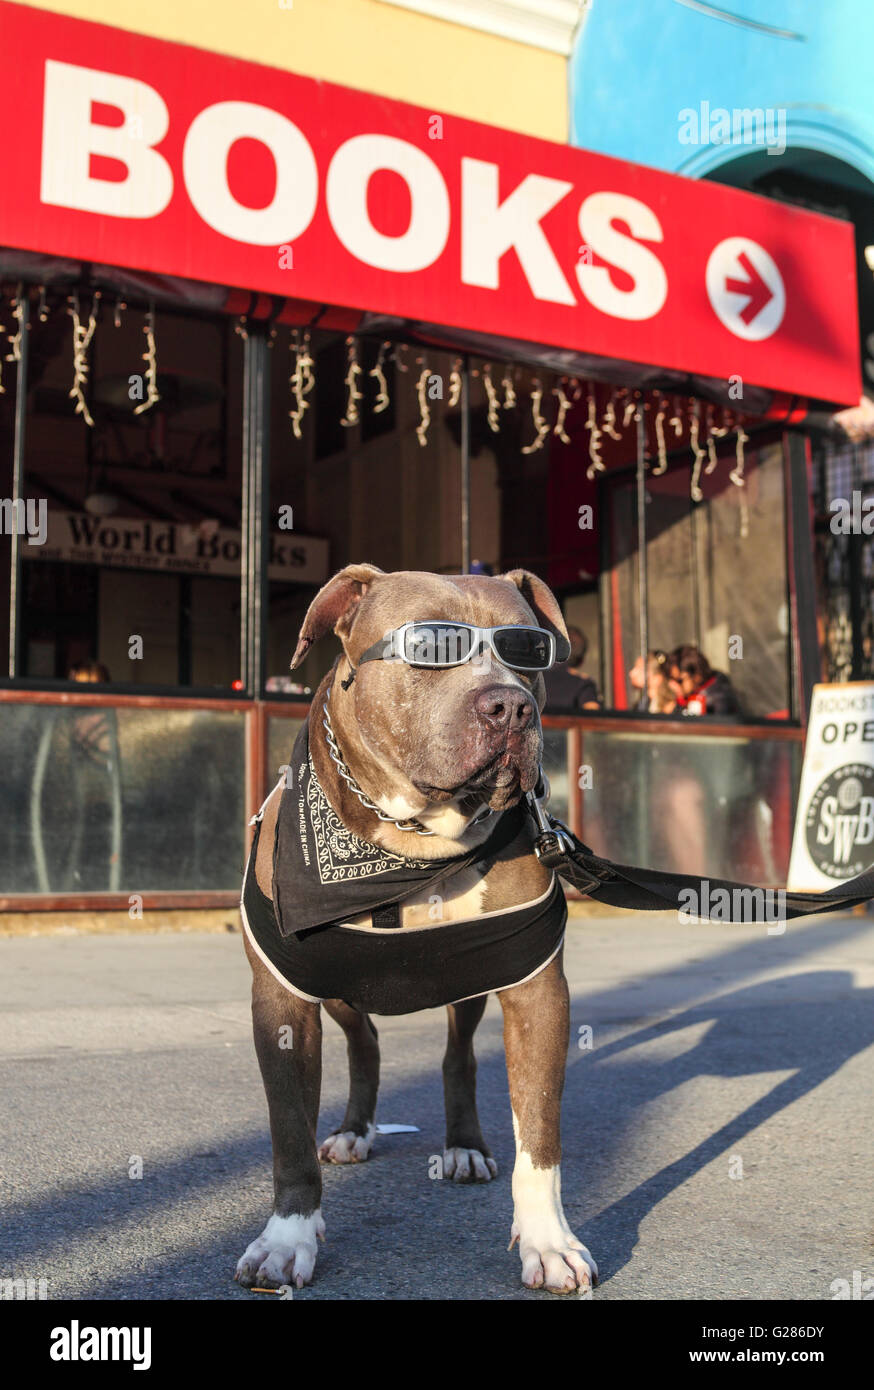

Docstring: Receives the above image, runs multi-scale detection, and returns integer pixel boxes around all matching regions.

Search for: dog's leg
[236,936,325,1290]
[318,999,380,1164]
[442,996,498,1182]
[498,953,597,1294]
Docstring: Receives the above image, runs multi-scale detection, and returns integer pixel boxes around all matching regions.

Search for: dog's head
[292,565,569,814]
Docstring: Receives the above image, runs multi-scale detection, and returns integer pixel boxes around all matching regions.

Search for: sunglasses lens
[402,623,476,666]
[493,627,552,670]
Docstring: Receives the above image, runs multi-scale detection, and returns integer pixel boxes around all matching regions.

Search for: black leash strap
[524,788,874,921]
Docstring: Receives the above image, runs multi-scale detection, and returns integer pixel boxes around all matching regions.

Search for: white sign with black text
[788,683,874,891]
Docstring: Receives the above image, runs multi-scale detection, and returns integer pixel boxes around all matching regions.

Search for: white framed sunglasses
[354,621,557,673]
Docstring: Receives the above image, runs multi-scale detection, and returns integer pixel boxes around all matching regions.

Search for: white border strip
[334,877,555,934]
[375,0,587,56]
[240,858,324,1003]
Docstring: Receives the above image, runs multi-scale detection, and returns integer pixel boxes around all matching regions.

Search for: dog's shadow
[563,967,874,1284]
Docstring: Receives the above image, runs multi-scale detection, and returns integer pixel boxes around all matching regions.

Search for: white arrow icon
[706,237,786,341]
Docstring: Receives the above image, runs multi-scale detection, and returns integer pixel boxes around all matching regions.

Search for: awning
[0,1,862,408]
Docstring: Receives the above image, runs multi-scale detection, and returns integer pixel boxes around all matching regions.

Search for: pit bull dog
[235,563,598,1295]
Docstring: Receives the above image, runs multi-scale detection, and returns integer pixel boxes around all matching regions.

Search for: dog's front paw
[235,1211,325,1290]
[443,1146,498,1183]
[509,1221,598,1294]
[318,1123,375,1164]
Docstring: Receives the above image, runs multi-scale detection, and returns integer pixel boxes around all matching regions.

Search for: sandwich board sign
[788,683,874,891]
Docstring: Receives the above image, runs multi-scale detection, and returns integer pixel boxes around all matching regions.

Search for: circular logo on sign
[805,762,874,879]
[706,236,786,342]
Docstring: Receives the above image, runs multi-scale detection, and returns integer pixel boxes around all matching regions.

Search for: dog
[234,563,598,1295]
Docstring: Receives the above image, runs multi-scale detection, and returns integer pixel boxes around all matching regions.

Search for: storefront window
[17,292,244,688]
[812,436,874,683]
[605,438,789,718]
[3,279,795,727]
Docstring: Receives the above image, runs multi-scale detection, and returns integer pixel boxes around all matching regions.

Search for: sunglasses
[355,621,557,673]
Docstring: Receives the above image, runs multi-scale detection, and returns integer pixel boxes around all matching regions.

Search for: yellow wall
[20,0,569,142]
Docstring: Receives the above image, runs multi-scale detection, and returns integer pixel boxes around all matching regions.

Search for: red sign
[0,1,861,404]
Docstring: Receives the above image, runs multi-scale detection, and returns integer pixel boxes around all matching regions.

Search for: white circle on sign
[706,237,785,341]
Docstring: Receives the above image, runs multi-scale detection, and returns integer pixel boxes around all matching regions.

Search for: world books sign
[788,684,874,891]
[30,511,329,586]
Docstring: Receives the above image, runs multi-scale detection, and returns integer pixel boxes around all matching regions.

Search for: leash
[523,778,874,922]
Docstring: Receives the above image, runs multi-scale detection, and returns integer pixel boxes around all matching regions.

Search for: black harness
[241,722,567,1015]
[242,723,874,1019]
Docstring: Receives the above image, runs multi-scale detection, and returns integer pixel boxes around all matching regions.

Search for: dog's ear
[291,563,384,669]
[499,569,571,663]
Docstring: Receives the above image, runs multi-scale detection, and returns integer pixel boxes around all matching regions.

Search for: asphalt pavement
[2,907,873,1301]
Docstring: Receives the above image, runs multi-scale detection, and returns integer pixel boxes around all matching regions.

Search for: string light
[483,362,500,433]
[415,357,431,447]
[585,381,604,478]
[501,365,516,411]
[689,399,705,502]
[133,304,160,416]
[448,357,463,408]
[521,378,550,454]
[67,290,101,427]
[602,389,622,440]
[38,285,49,324]
[0,284,25,395]
[369,340,391,414]
[652,397,668,475]
[391,343,409,375]
[552,378,572,444]
[340,336,363,427]
[5,283,25,365]
[113,297,126,330]
[289,329,315,439]
[669,395,683,438]
[703,404,719,474]
[730,422,749,488]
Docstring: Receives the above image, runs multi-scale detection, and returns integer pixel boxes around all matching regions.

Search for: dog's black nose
[474,684,535,734]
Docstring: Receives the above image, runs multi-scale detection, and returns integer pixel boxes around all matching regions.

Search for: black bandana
[272,720,526,937]
[240,720,567,1015]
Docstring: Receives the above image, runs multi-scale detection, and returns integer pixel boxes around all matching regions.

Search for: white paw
[508,1150,597,1293]
[235,1210,325,1289]
[318,1123,375,1164]
[509,1220,598,1293]
[443,1146,498,1183]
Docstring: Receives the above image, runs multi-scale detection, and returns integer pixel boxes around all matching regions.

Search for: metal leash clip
[526,771,577,863]
[525,770,615,896]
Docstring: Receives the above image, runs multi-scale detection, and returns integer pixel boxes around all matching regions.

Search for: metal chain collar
[322,687,494,837]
